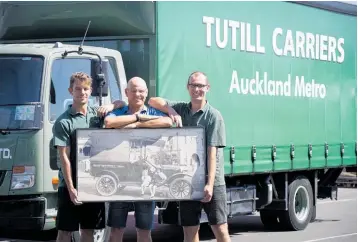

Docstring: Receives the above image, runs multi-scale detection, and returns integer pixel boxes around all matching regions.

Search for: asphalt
[0,188,356,242]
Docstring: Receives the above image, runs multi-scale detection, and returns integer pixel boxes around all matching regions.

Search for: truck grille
[0,171,6,187]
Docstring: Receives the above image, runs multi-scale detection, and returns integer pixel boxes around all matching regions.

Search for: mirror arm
[62,49,105,106]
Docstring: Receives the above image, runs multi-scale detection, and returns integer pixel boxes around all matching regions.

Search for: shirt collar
[123,105,148,114]
[67,104,91,116]
[187,101,209,114]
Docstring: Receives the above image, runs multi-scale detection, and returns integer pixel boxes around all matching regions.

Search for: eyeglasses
[188,83,208,89]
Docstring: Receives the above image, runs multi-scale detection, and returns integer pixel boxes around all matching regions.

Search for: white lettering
[229,71,326,99]
[229,70,240,93]
[216,18,228,49]
[283,30,295,57]
[256,25,266,53]
[295,76,305,97]
[229,71,291,97]
[246,23,256,52]
[240,22,246,51]
[271,28,344,63]
[306,33,315,60]
[272,28,283,56]
[203,16,215,47]
[203,16,265,54]
[320,35,328,61]
[294,76,326,99]
[0,148,12,159]
[315,34,320,60]
[337,38,345,63]
[328,36,337,62]
[296,31,305,58]
[228,20,240,50]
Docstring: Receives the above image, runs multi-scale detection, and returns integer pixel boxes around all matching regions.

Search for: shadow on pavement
[0,214,295,241]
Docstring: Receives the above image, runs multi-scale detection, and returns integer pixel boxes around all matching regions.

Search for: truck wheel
[95,174,118,197]
[281,176,313,231]
[260,210,282,230]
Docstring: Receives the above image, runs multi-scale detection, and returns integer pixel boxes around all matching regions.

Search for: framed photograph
[75,127,206,202]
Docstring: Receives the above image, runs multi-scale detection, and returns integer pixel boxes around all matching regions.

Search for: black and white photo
[75,127,206,202]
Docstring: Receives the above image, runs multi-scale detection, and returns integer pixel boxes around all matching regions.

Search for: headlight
[10,166,35,190]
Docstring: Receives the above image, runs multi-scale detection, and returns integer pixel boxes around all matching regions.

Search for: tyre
[169,177,193,199]
[281,176,313,231]
[95,174,118,197]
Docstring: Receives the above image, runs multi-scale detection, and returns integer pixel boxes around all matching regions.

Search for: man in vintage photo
[104,76,173,242]
[52,72,124,242]
[148,71,231,242]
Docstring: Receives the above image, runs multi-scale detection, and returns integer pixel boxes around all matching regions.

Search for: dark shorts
[179,185,227,226]
[56,187,106,232]
[107,201,155,230]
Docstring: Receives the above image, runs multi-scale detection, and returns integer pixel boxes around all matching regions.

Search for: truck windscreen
[0,56,44,130]
[0,55,43,105]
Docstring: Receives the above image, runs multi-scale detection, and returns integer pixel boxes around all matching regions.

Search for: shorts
[179,185,228,226]
[56,187,105,231]
[107,201,155,230]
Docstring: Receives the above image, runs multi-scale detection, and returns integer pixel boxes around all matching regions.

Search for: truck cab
[0,42,127,232]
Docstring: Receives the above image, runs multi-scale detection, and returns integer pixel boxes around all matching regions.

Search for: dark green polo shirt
[166,100,226,186]
[52,105,101,188]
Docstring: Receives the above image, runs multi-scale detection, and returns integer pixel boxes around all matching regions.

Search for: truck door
[43,55,122,193]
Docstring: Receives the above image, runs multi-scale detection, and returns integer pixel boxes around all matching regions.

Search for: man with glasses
[148,71,231,242]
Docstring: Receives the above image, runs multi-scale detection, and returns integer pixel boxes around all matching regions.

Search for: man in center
[104,77,173,242]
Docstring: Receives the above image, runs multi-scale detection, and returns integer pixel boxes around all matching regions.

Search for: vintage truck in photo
[0,1,356,241]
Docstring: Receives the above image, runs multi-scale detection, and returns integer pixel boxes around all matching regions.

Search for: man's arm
[206,113,226,183]
[53,121,81,204]
[148,97,171,113]
[104,114,138,128]
[57,146,75,191]
[148,97,185,127]
[96,100,127,117]
[53,121,73,188]
[135,116,173,128]
[202,111,226,202]
[206,146,217,187]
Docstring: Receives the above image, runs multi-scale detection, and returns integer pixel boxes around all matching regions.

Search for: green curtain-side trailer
[156,1,357,176]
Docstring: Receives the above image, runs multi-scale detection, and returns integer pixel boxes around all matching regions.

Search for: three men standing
[53,71,229,242]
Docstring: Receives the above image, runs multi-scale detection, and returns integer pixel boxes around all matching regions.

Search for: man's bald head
[127,76,147,90]
[125,76,148,107]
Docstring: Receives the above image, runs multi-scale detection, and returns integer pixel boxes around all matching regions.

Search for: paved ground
[0,188,356,242]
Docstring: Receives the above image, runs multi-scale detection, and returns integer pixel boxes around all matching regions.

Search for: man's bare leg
[210,223,231,242]
[182,226,200,242]
[56,230,72,242]
[136,228,152,242]
[80,229,94,242]
[109,227,125,242]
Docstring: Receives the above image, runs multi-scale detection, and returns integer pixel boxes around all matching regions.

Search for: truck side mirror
[91,58,109,97]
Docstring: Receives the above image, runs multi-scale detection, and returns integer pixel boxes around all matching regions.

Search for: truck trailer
[0,1,356,241]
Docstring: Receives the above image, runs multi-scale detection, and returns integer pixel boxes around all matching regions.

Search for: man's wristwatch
[135,114,140,122]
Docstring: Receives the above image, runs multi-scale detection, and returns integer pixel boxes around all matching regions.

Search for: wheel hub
[294,185,310,222]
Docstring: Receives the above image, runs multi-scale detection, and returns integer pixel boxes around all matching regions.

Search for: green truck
[0,1,356,241]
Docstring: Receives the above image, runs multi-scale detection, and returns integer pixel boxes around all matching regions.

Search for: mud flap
[318,185,338,200]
